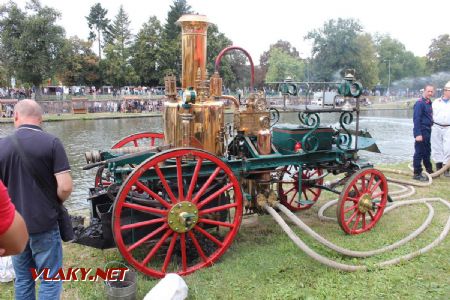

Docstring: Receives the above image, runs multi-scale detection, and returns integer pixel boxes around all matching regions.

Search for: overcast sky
[8,0,450,63]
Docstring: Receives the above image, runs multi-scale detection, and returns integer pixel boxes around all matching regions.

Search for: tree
[206,24,236,88]
[375,35,426,89]
[86,3,110,60]
[259,40,300,83]
[0,0,65,93]
[305,18,363,82]
[427,34,450,73]
[102,6,138,86]
[159,0,192,78]
[131,16,163,86]
[164,0,192,40]
[353,34,379,88]
[265,48,305,82]
[58,37,100,86]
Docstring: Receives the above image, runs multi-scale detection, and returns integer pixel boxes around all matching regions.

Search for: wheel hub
[168,201,199,233]
[358,193,373,213]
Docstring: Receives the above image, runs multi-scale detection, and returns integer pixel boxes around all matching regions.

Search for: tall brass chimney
[176,15,210,89]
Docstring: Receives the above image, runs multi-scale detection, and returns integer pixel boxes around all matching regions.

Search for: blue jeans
[12,225,63,300]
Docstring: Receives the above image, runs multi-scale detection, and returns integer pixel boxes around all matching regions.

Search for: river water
[0,109,414,210]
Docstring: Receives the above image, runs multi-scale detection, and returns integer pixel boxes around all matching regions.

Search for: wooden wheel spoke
[199,203,237,215]
[127,224,168,252]
[307,188,319,198]
[150,137,156,146]
[360,176,366,191]
[362,213,366,229]
[368,211,375,220]
[197,183,233,210]
[186,158,203,201]
[370,179,382,193]
[372,191,384,199]
[352,214,361,231]
[302,190,308,200]
[133,140,138,147]
[283,186,296,196]
[162,232,178,273]
[195,226,223,247]
[120,217,165,231]
[122,202,167,215]
[154,165,178,204]
[347,197,359,202]
[344,204,358,213]
[351,184,361,196]
[289,191,298,204]
[142,229,173,265]
[192,167,222,204]
[367,174,375,190]
[188,231,208,262]
[180,233,187,272]
[176,157,184,201]
[345,210,359,226]
[135,181,171,209]
[199,218,234,228]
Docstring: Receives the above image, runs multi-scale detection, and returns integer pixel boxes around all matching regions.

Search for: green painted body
[272,124,335,154]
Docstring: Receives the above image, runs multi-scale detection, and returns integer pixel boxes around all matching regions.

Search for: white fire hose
[264,162,450,271]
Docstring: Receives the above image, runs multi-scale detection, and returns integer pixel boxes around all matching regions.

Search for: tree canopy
[86,3,110,60]
[0,0,65,88]
[427,34,450,73]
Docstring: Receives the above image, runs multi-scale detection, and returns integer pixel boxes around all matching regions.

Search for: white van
[312,91,342,106]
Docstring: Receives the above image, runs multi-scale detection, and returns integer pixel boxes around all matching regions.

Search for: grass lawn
[1,163,449,299]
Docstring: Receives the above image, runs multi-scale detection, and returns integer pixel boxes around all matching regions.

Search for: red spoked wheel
[337,168,388,235]
[112,132,164,149]
[277,166,323,211]
[95,132,165,187]
[112,148,243,278]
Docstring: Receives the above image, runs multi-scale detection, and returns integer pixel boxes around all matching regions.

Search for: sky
[7,0,450,63]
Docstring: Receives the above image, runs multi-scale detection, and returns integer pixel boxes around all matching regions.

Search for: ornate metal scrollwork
[336,111,353,150]
[298,112,320,152]
[269,108,280,128]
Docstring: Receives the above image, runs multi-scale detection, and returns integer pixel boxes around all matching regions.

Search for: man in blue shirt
[412,85,434,181]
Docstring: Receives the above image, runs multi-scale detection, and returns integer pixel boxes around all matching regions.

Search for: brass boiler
[163,14,225,156]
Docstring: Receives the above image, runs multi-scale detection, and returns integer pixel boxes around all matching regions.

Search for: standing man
[431,81,450,177]
[0,99,73,299]
[412,85,434,181]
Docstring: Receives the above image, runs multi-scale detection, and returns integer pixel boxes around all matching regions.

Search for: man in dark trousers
[412,85,435,181]
[0,99,73,299]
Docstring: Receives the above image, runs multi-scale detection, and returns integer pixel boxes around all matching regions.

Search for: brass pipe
[219,95,240,110]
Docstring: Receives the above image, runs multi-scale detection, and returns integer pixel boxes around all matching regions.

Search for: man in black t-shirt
[0,99,73,300]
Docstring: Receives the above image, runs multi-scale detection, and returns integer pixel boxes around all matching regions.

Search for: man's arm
[55,171,73,203]
[413,101,423,139]
[0,211,28,256]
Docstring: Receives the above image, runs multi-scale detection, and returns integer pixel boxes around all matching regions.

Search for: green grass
[1,162,449,299]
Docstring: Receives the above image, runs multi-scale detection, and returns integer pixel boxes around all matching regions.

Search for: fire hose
[264,162,450,271]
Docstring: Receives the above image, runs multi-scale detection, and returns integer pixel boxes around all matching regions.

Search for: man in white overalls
[431,81,450,177]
